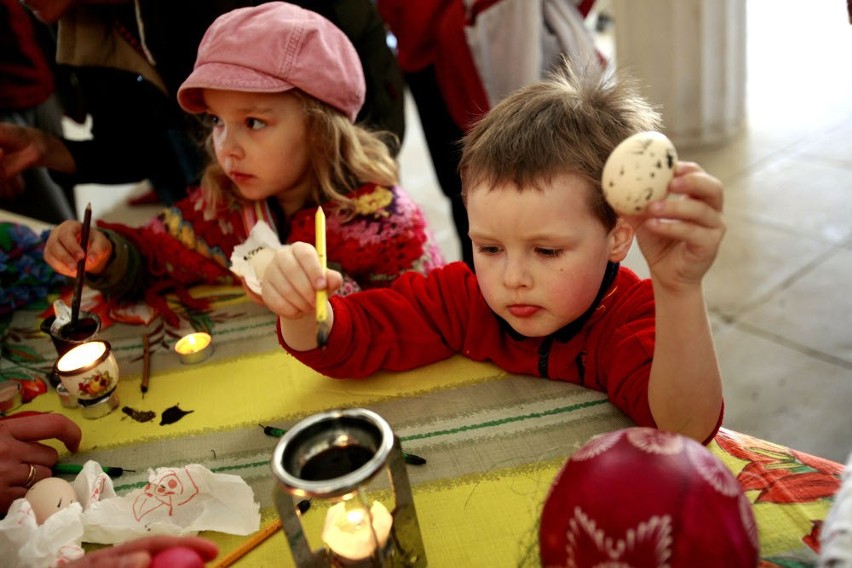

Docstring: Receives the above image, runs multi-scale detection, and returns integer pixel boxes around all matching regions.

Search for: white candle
[56,341,108,373]
[322,500,393,561]
[174,332,213,364]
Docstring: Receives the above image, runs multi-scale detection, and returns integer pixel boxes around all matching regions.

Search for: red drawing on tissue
[89,474,108,504]
[132,468,200,521]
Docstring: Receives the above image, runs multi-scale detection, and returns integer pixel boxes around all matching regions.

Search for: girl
[43,3,444,324]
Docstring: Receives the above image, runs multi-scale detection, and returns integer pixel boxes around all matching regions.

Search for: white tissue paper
[0,461,260,567]
[0,501,85,568]
[820,451,852,566]
[49,299,72,335]
[229,221,284,294]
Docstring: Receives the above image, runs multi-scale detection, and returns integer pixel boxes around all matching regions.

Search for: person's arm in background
[0,122,76,191]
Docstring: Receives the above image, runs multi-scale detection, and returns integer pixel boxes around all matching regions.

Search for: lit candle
[53,340,119,403]
[322,500,393,562]
[56,341,109,374]
[174,332,213,364]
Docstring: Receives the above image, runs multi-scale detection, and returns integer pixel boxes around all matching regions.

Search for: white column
[610,0,747,148]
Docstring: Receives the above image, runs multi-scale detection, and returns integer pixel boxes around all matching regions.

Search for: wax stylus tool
[70,203,92,326]
[52,463,134,478]
[140,334,151,396]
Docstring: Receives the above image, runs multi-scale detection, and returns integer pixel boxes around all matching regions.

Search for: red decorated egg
[539,427,759,567]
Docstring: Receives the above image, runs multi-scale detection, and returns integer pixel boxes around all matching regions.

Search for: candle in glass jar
[174,332,213,364]
[322,501,392,561]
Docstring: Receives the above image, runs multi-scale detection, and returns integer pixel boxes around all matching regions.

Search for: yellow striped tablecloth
[2,286,841,566]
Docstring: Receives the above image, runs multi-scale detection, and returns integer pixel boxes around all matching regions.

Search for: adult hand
[66,535,219,568]
[44,221,114,278]
[0,413,82,514]
[0,123,44,192]
[0,122,76,183]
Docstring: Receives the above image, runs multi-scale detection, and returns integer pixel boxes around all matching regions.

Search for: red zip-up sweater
[281,261,718,436]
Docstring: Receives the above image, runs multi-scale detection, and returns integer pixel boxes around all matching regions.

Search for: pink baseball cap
[177,2,365,122]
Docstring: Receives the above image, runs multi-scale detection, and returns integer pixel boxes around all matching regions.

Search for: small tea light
[322,500,393,562]
[56,383,78,409]
[0,381,23,415]
[175,332,213,365]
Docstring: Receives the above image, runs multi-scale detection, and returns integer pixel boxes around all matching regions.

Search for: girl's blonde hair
[200,91,399,218]
[460,59,662,230]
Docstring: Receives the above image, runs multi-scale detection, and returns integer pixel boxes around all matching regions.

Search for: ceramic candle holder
[53,340,119,402]
[41,312,101,356]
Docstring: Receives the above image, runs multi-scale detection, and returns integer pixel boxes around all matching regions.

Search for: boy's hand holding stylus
[260,242,343,351]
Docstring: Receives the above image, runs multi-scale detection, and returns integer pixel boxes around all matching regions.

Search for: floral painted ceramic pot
[539,427,759,567]
[53,340,119,402]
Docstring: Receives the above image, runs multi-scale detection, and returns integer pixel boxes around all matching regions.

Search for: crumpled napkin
[229,221,284,294]
[0,501,85,567]
[0,461,261,567]
[820,451,852,566]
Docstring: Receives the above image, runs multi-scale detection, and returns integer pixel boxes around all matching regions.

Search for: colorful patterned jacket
[89,184,444,324]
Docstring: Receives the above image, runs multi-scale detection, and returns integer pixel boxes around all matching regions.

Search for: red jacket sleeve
[279,262,476,377]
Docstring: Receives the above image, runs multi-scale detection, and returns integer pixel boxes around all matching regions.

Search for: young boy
[261,61,726,444]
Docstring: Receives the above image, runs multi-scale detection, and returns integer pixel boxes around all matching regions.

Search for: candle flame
[175,333,212,354]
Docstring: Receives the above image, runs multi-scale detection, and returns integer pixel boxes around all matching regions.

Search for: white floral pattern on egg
[602,131,678,215]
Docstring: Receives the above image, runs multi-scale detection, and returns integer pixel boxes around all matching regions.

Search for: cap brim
[177,62,295,113]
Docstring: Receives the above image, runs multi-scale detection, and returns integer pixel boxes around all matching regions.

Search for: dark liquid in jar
[58,317,98,340]
[299,445,374,481]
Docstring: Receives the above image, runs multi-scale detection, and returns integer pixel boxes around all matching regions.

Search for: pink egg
[539,427,759,567]
[151,546,205,568]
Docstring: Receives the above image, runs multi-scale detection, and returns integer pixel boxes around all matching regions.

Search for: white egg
[25,477,79,525]
[246,247,275,280]
[602,131,678,215]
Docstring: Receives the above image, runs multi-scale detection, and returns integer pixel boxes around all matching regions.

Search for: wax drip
[160,404,194,425]
[122,406,156,423]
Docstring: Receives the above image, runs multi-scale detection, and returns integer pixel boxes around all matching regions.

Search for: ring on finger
[23,463,37,489]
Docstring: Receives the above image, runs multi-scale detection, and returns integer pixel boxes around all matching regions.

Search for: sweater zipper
[538,336,554,378]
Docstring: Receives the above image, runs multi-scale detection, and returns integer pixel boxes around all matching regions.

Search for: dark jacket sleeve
[290,0,406,146]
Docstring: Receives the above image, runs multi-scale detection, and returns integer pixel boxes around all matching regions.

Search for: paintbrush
[70,203,92,327]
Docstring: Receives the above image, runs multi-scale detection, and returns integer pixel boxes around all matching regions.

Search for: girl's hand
[627,161,726,293]
[43,221,113,278]
[260,242,343,320]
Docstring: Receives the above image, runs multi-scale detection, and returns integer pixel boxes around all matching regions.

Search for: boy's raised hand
[43,221,113,278]
[628,161,726,292]
[260,241,343,321]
